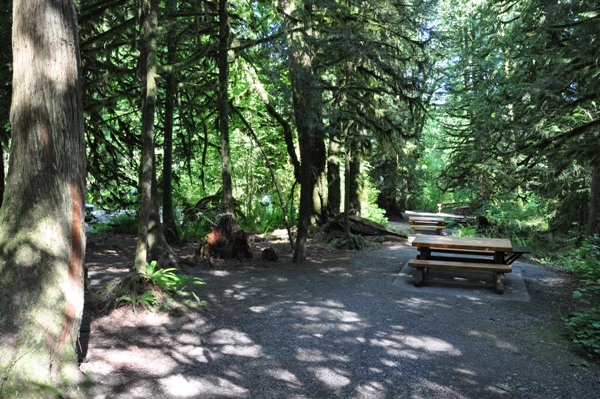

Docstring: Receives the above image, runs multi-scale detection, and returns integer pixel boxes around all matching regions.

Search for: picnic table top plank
[412,235,513,252]
[408,216,446,223]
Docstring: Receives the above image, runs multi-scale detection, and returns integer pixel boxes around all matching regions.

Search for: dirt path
[78,232,600,398]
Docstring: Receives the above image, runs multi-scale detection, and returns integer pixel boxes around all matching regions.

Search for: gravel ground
[79,232,600,399]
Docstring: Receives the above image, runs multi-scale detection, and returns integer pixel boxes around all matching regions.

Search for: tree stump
[199,214,253,261]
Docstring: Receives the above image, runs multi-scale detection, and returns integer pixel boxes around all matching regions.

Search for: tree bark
[219,0,235,218]
[162,0,181,243]
[587,163,600,236]
[0,0,86,395]
[283,0,324,262]
[327,137,341,218]
[134,0,175,271]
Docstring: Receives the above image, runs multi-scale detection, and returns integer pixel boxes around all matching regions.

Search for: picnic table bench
[409,236,531,294]
[408,216,446,235]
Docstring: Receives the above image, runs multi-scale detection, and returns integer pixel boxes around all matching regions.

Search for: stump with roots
[199,214,253,262]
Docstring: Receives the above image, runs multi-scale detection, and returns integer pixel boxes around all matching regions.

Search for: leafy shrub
[96,261,206,313]
[566,284,600,358]
[563,235,600,358]
[360,178,388,225]
[91,212,138,234]
[454,224,477,237]
[241,200,286,234]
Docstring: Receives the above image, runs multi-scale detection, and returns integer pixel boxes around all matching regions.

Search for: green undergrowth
[95,261,207,314]
[562,235,600,359]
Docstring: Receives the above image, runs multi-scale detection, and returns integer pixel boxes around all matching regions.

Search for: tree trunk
[0,0,86,395]
[587,163,600,236]
[219,0,235,218]
[162,0,181,243]
[327,137,341,218]
[283,0,324,262]
[349,152,362,216]
[134,0,176,271]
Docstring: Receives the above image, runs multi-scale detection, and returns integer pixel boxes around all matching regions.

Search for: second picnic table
[408,216,446,235]
[408,235,515,293]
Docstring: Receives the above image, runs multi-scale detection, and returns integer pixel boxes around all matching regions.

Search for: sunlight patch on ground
[210,328,264,358]
[404,335,461,355]
[80,347,179,376]
[356,380,386,397]
[295,305,362,323]
[161,375,248,397]
[207,270,231,276]
[266,368,301,384]
[249,305,269,313]
[296,348,328,362]
[370,334,461,360]
[310,366,352,390]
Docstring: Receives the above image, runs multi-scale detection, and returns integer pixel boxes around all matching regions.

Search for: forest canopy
[0,0,598,243]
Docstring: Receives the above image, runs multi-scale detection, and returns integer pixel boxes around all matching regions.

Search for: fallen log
[325,215,407,238]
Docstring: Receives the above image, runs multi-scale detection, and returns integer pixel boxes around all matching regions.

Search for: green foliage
[241,199,286,234]
[568,235,600,279]
[565,288,600,358]
[96,261,206,314]
[477,195,548,241]
[562,235,600,358]
[360,175,388,225]
[454,224,477,238]
[325,231,365,250]
[90,212,139,234]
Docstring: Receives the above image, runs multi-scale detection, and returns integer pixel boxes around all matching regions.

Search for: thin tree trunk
[134,0,159,272]
[587,163,600,236]
[219,0,234,218]
[162,0,180,243]
[327,136,341,218]
[0,0,86,394]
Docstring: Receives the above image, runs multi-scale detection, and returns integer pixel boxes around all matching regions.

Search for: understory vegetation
[95,261,207,314]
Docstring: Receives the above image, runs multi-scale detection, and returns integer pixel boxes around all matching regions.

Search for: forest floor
[76,223,600,399]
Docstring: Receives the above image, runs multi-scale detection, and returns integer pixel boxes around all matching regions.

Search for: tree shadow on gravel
[78,234,600,399]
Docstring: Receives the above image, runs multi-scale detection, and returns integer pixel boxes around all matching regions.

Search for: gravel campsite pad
[78,232,600,398]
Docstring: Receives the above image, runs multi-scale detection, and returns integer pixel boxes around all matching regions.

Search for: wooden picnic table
[408,216,446,235]
[409,235,514,293]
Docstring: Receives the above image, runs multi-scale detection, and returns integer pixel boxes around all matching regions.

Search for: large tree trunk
[283,0,324,262]
[0,0,86,395]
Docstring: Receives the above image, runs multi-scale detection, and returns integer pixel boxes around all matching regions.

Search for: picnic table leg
[495,272,504,294]
[415,268,425,286]
[494,251,505,264]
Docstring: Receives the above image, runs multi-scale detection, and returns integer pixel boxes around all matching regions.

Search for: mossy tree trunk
[0,0,86,397]
[134,0,175,271]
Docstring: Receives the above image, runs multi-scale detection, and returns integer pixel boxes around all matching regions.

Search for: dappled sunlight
[209,328,264,358]
[310,366,352,390]
[466,329,518,351]
[160,375,248,398]
[265,368,301,385]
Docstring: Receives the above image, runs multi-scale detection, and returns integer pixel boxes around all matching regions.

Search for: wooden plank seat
[408,258,512,294]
